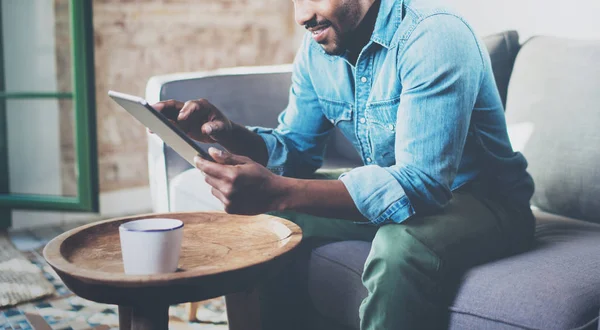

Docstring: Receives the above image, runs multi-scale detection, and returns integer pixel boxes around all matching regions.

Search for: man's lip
[310,25,331,43]
[307,24,331,34]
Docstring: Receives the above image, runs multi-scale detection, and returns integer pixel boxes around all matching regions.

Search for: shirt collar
[370,0,404,49]
[310,0,404,58]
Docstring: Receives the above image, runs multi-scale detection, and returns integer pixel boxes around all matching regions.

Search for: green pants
[260,170,535,330]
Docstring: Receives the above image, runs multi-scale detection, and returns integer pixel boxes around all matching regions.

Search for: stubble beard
[321,1,363,56]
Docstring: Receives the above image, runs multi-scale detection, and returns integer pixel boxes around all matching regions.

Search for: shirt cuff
[247,126,288,176]
[339,165,415,225]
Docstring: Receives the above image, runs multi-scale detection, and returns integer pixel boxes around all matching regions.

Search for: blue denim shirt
[250,0,534,225]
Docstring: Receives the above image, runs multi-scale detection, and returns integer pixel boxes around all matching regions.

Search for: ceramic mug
[119,218,184,275]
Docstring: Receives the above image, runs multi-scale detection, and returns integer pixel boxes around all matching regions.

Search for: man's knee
[266,210,299,223]
[364,225,441,286]
[360,225,446,329]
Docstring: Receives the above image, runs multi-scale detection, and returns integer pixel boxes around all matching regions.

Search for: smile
[310,25,331,43]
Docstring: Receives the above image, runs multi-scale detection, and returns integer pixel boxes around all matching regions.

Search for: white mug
[119,218,184,275]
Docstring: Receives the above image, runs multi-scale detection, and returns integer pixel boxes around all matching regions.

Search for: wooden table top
[43,212,302,288]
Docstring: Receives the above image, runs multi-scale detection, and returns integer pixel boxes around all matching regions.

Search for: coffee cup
[119,218,183,275]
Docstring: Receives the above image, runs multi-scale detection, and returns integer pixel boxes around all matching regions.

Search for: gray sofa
[146,31,600,329]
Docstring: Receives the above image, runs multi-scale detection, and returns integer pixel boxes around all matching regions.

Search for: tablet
[108,90,214,165]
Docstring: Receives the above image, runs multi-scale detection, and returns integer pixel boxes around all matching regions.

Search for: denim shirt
[250,0,534,225]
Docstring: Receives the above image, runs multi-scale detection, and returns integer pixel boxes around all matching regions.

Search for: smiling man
[153,0,535,328]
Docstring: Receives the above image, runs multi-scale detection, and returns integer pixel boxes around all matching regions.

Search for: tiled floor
[2,222,229,330]
[8,222,81,252]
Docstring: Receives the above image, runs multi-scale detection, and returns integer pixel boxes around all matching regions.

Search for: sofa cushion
[307,209,600,329]
[505,37,600,223]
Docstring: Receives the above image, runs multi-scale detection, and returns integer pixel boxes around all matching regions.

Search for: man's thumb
[208,147,246,165]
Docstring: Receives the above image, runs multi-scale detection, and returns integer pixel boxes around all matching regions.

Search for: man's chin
[320,44,345,56]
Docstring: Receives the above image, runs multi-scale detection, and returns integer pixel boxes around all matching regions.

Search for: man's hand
[152,99,233,143]
[194,148,289,215]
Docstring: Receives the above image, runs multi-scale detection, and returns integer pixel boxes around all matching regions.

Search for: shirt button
[366,157,372,163]
[361,77,368,83]
[359,117,366,124]
[330,119,335,124]
[388,124,395,131]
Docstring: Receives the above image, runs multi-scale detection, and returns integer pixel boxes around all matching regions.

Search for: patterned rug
[0,234,55,308]
[0,247,228,330]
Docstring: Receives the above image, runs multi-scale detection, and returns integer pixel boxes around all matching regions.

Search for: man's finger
[209,147,248,166]
[177,100,211,135]
[151,102,164,111]
[167,119,181,129]
[194,155,231,180]
[151,99,183,121]
[204,174,229,193]
[201,121,228,140]
[210,187,230,209]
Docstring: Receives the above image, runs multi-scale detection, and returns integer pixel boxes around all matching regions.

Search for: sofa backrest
[505,36,600,223]
[155,67,291,129]
[482,30,521,109]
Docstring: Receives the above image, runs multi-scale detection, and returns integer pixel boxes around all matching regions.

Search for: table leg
[129,304,169,330]
[118,306,132,330]
[185,301,200,321]
[226,288,261,330]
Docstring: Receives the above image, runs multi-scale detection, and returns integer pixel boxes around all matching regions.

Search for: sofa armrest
[147,132,170,212]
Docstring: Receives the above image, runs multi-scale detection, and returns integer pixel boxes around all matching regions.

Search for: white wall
[450,0,600,41]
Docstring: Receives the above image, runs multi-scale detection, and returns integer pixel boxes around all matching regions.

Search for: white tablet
[108,90,214,165]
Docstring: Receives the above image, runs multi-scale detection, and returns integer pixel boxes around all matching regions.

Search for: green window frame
[0,1,99,227]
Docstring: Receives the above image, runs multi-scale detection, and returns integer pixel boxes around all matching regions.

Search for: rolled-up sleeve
[340,15,485,224]
[248,35,332,178]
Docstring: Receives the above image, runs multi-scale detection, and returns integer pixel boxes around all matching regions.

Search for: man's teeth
[312,27,326,35]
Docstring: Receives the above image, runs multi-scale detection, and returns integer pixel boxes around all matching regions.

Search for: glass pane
[6,99,76,197]
[1,0,73,93]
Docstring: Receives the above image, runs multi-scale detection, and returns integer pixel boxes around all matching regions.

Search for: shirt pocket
[319,98,354,130]
[366,97,400,162]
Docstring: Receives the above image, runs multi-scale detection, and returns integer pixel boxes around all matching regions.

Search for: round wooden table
[43,212,302,330]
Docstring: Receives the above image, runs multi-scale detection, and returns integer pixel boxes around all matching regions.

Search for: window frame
[0,0,98,227]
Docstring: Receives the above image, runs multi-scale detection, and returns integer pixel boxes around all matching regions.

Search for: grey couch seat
[308,209,600,330]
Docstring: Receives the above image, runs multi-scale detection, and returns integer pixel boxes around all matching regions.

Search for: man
[153,0,535,328]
